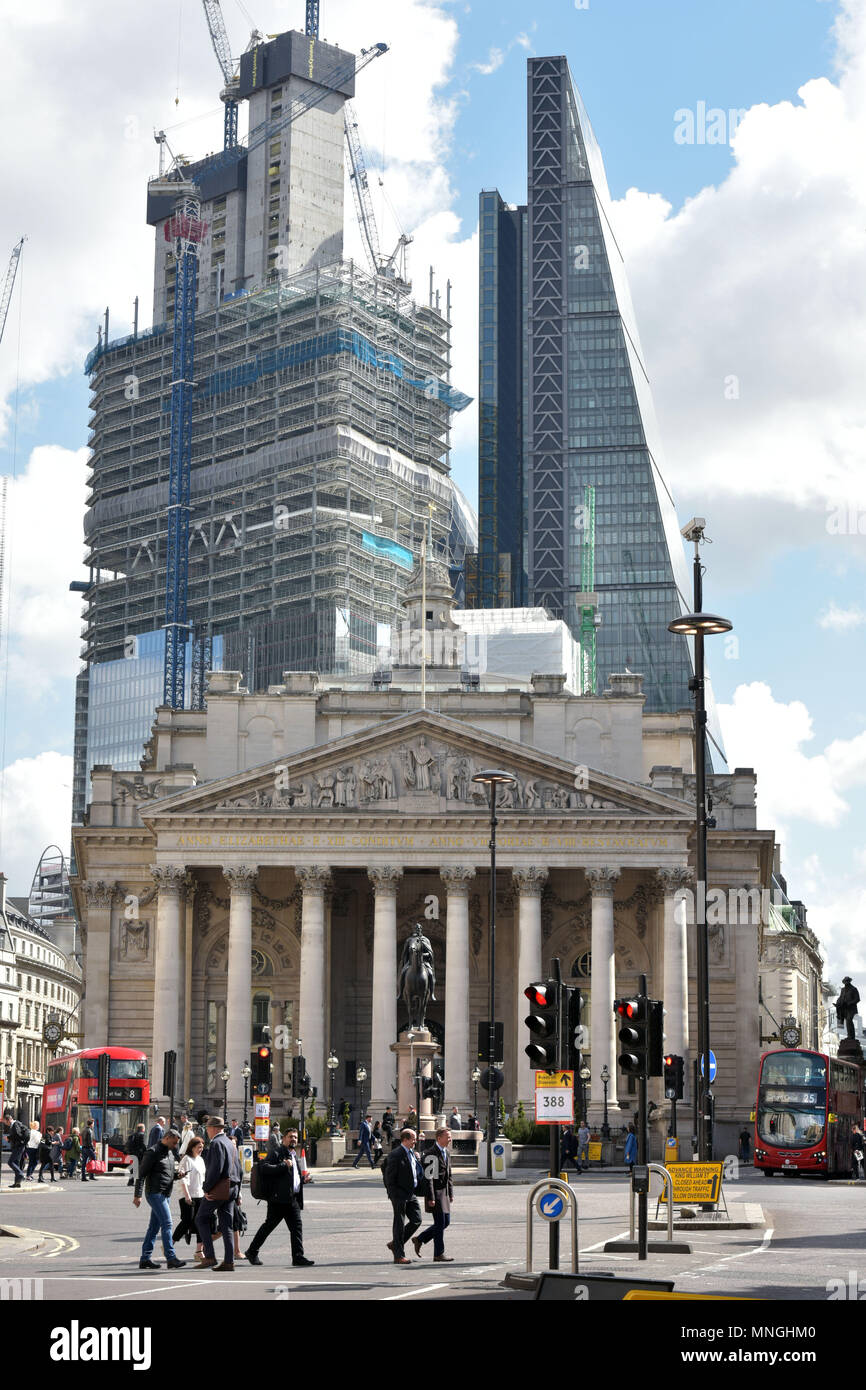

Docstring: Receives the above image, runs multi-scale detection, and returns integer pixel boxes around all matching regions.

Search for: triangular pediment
[142,710,693,824]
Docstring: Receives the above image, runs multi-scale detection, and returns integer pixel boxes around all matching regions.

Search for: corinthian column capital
[81,879,120,909]
[656,866,693,894]
[585,866,621,897]
[223,865,258,895]
[368,866,403,896]
[440,866,476,898]
[296,866,333,894]
[149,865,188,898]
[512,866,549,898]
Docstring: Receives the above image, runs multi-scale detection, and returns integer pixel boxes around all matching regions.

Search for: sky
[0,0,864,985]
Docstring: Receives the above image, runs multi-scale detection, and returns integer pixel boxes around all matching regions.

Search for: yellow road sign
[535,1071,574,1089]
[588,1141,602,1162]
[658,1161,724,1205]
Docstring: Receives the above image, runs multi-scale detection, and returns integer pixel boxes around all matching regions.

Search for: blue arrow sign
[699,1051,717,1083]
[538,1192,565,1222]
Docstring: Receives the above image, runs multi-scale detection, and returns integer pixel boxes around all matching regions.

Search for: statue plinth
[390,1030,440,1136]
[838,1037,864,1062]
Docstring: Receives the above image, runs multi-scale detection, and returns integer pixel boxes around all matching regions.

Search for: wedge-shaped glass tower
[472,56,700,719]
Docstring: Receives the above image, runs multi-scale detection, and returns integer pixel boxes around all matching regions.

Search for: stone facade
[71,647,777,1155]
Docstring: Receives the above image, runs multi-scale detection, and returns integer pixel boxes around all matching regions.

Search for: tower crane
[201,0,262,150]
[344,104,412,284]
[0,238,25,348]
[576,484,600,695]
[154,38,389,707]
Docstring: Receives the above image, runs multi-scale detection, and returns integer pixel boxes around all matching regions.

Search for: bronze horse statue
[398,925,436,1031]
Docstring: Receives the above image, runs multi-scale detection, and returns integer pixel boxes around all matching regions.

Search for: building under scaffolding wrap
[74,259,475,820]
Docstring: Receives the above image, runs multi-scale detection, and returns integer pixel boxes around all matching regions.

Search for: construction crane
[201,1,262,149]
[576,484,600,695]
[344,103,412,284]
[0,238,25,348]
[155,38,388,707]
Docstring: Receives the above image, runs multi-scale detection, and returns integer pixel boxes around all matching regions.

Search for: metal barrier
[526,1178,580,1274]
[630,1162,675,1244]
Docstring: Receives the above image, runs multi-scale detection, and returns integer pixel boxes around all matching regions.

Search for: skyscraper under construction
[73,24,475,821]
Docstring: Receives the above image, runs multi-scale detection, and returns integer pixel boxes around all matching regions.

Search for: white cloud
[0,751,74,898]
[819,602,866,631]
[609,0,866,567]
[718,682,866,832]
[469,32,532,76]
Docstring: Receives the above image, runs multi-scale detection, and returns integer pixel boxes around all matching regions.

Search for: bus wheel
[762,1169,775,1177]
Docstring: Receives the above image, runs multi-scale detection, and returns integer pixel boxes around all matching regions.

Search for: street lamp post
[668,518,732,1163]
[472,767,517,1180]
[220,1067,230,1124]
[600,1065,611,1140]
[241,1063,252,1135]
[327,1051,339,1136]
[579,1064,591,1123]
[355,1065,367,1130]
[471,1066,481,1125]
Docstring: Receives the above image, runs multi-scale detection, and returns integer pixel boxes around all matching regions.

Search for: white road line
[382,1283,450,1300]
[579,1231,630,1253]
[90,1281,209,1300]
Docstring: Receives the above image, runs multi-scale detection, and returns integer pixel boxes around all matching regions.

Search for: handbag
[208,1176,231,1201]
[86,1159,108,1175]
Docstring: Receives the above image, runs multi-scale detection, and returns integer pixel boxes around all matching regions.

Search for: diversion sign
[657,1162,725,1205]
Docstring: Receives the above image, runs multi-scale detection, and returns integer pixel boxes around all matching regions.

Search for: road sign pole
[637,974,648,1261]
[549,957,563,1270]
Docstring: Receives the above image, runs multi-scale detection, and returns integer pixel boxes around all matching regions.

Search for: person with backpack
[64,1129,81,1179]
[3,1115,29,1187]
[245,1128,313,1268]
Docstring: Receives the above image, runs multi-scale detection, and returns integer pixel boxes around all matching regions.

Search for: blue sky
[0,0,864,986]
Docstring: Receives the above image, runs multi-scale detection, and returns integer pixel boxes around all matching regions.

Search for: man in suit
[245,1130,313,1268]
[353,1114,375,1169]
[413,1127,454,1262]
[147,1115,166,1148]
[384,1128,423,1265]
[266,1122,283,1158]
[196,1115,242,1271]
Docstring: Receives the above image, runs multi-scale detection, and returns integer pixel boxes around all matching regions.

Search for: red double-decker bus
[41,1047,150,1168]
[754,1048,864,1178]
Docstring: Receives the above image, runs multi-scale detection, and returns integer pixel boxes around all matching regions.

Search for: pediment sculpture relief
[208,738,627,814]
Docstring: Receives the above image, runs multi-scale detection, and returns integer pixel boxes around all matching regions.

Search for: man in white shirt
[25,1125,43,1180]
[384,1128,424,1264]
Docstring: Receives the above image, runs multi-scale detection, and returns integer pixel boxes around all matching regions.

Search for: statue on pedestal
[836,977,860,1041]
[397,922,436,1030]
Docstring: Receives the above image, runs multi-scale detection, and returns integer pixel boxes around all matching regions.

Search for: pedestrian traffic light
[614,997,648,1075]
[524,980,560,1069]
[565,987,584,1071]
[253,1044,272,1095]
[648,1000,665,1077]
[664,1053,684,1100]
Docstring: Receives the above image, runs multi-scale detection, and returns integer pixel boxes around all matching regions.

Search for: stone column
[440,866,476,1109]
[587,867,621,1116]
[81,880,119,1048]
[223,866,257,1109]
[150,866,188,1079]
[658,867,692,1065]
[368,866,403,1112]
[297,867,333,1102]
[512,867,549,1105]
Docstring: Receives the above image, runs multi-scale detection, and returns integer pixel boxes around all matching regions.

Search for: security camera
[681,517,706,542]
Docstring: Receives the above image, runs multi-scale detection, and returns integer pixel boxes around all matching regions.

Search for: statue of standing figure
[836,976,860,1041]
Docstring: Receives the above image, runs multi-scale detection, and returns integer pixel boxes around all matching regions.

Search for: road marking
[579,1231,630,1253]
[382,1283,450,1300]
[676,1227,774,1279]
[91,1281,210,1300]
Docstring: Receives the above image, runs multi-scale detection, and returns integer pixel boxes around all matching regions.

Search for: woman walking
[173,1135,207,1261]
[64,1129,81,1180]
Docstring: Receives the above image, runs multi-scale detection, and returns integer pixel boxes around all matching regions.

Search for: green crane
[576,484,599,695]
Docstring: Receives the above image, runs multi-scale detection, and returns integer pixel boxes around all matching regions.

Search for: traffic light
[648,1000,665,1077]
[291,1055,307,1097]
[664,1053,684,1100]
[252,1044,272,1095]
[615,997,648,1075]
[565,987,584,1070]
[524,980,560,1070]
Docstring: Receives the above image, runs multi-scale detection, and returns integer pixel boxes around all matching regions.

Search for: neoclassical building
[71,566,775,1154]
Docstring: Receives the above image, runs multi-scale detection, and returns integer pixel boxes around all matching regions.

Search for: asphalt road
[0,1166,864,1302]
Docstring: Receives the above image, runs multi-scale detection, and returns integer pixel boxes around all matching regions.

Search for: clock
[781,1023,801,1048]
[43,1021,63,1046]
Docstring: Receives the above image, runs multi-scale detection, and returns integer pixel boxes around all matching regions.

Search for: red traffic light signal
[614,997,647,1074]
[524,983,555,1009]
[524,979,560,1069]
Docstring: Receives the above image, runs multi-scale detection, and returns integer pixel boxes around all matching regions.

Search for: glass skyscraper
[470,55,699,717]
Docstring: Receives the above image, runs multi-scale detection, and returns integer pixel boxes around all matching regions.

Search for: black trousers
[390,1195,422,1257]
[196,1197,235,1262]
[249,1198,304,1260]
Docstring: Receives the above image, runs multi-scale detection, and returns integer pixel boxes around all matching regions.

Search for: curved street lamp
[668,519,733,1162]
[472,767,517,1180]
